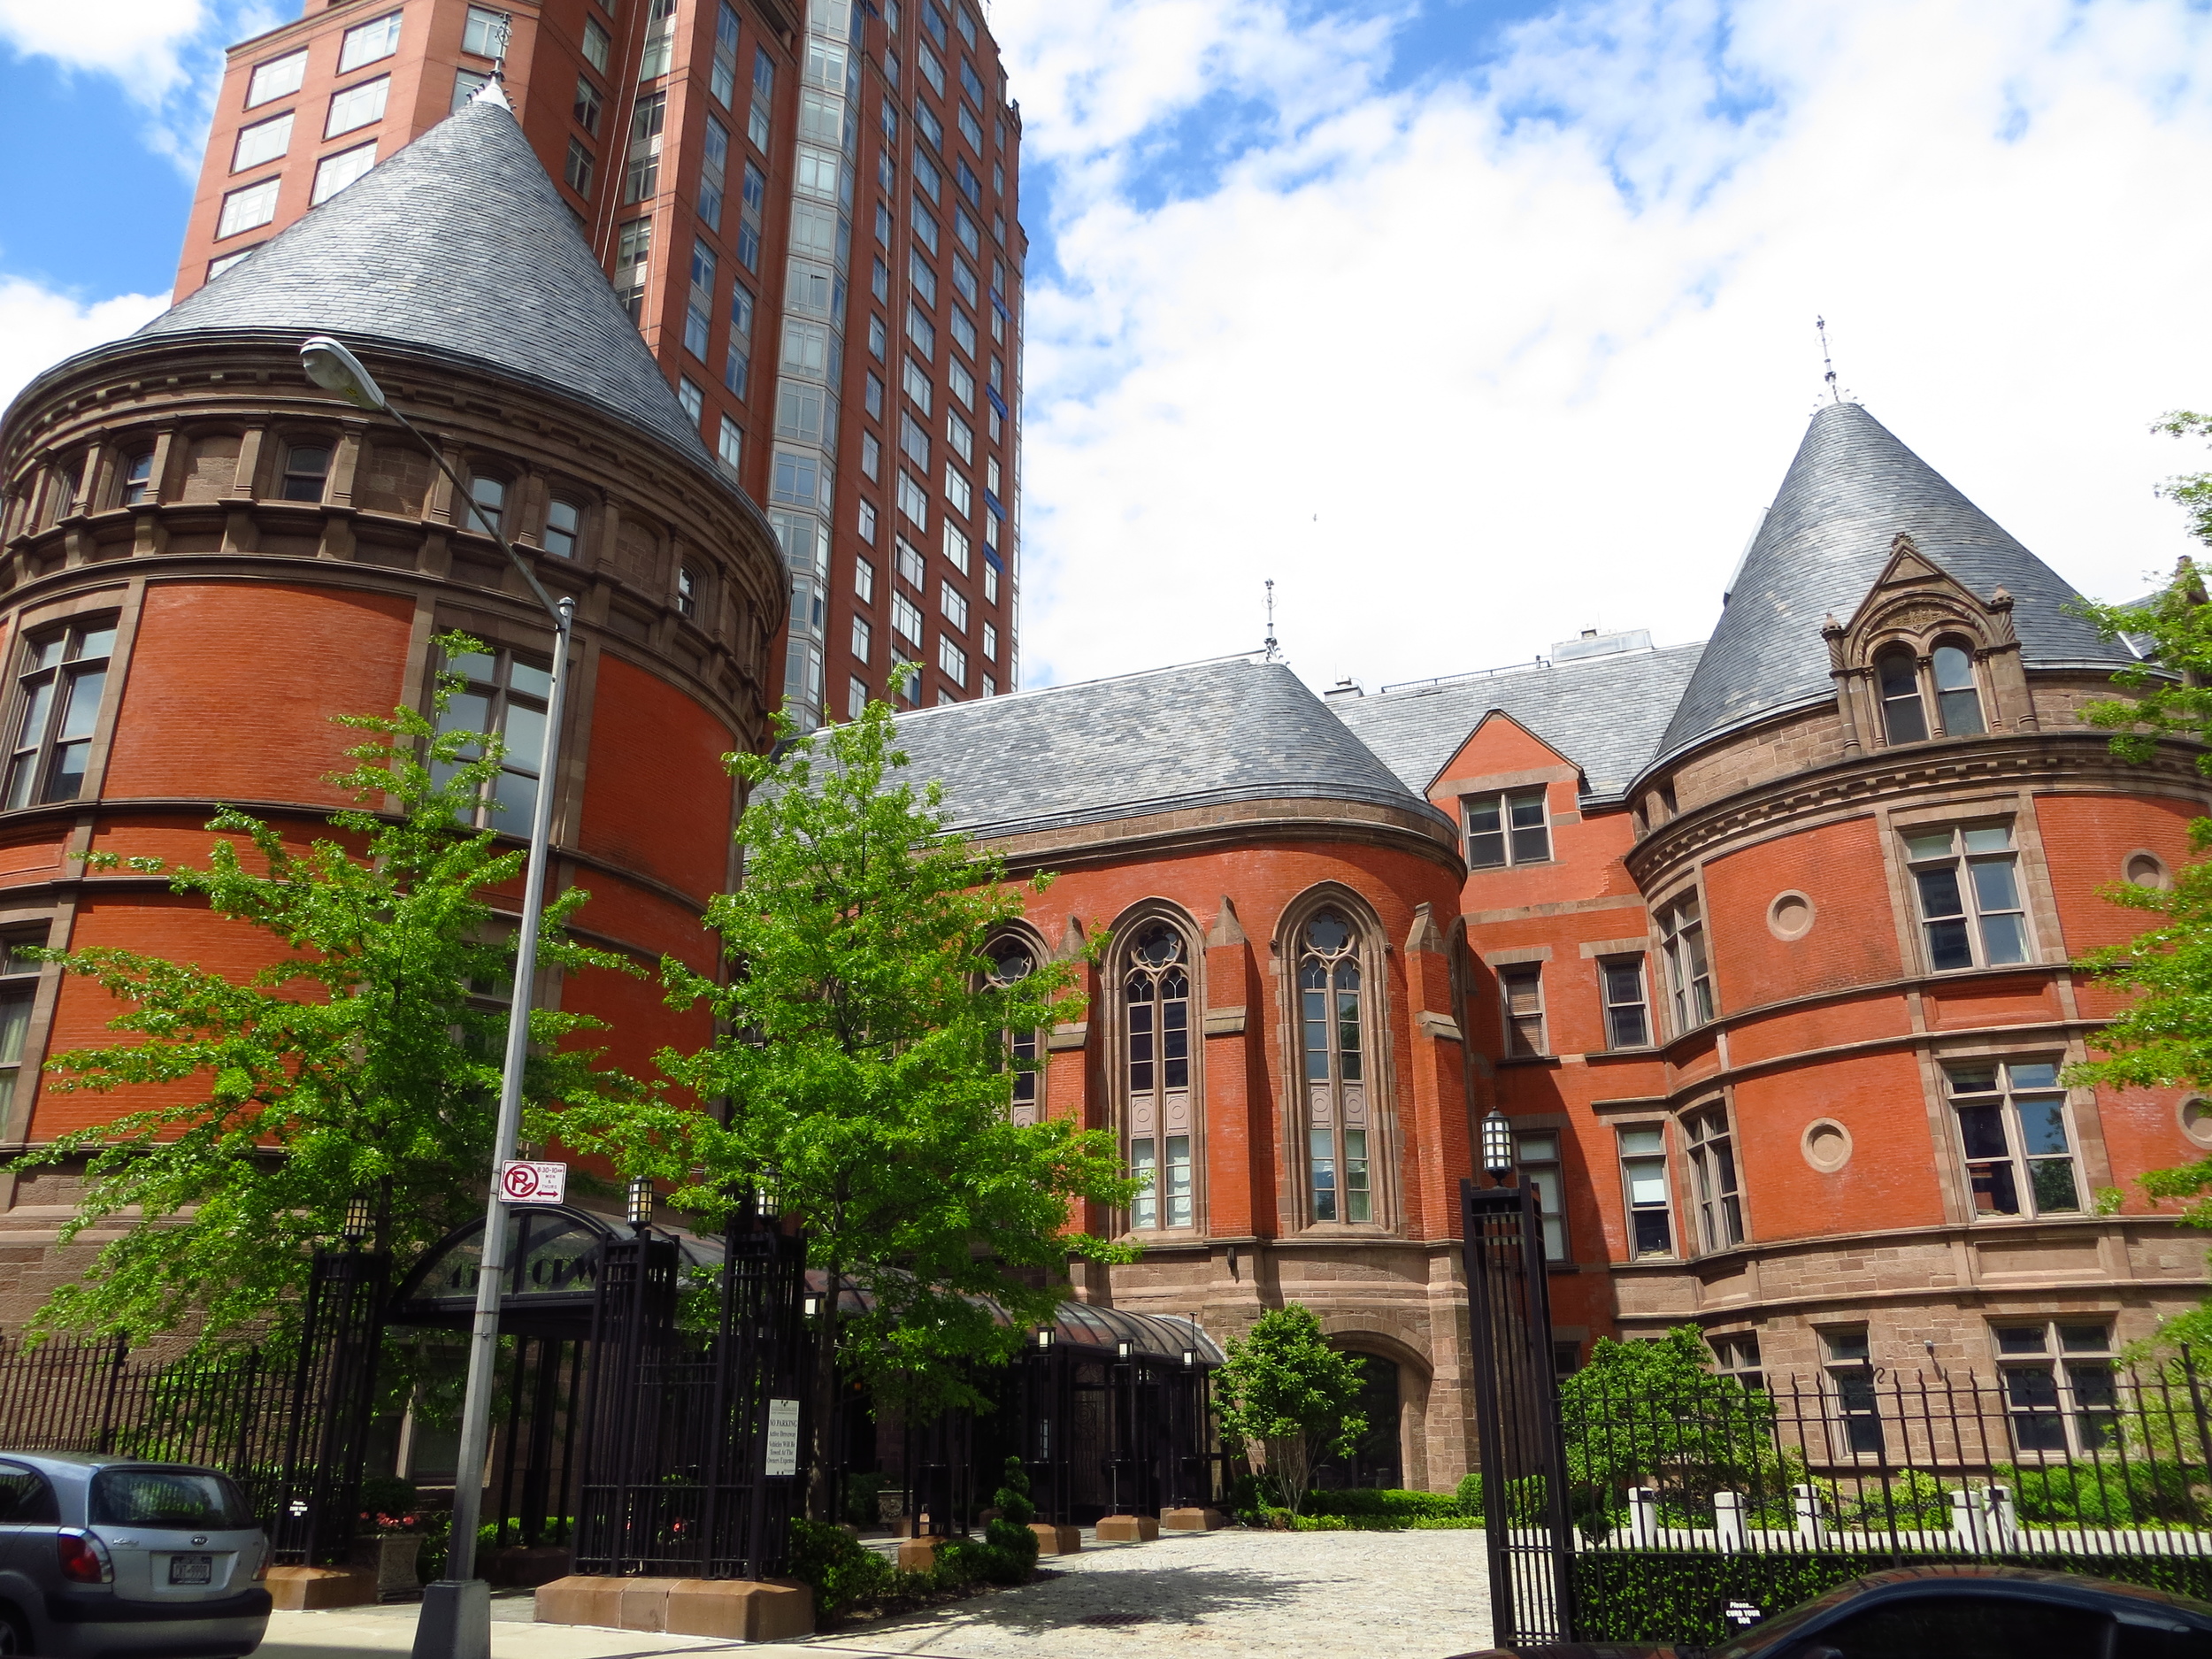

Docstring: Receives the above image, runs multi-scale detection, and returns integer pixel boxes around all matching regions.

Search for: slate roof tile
[1331,643,1708,804]
[884,657,1449,841]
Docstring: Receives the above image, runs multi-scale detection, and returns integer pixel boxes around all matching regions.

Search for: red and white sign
[497,1161,567,1204]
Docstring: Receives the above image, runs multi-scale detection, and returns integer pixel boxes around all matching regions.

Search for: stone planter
[369,1534,423,1601]
[484,1544,574,1588]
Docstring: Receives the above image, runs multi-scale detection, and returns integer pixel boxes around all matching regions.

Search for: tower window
[280,444,331,503]
[1658,895,1713,1032]
[1905,823,2028,971]
[1684,1105,1743,1250]
[1932,641,1985,735]
[4,619,118,810]
[543,498,581,558]
[1876,646,1928,744]
[433,643,551,831]
[676,565,697,618]
[464,474,506,538]
[1949,1060,2080,1218]
[119,451,156,507]
[987,935,1042,1125]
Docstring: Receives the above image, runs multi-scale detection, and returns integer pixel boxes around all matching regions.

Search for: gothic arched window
[1931,639,1985,735]
[1123,921,1193,1230]
[987,933,1042,1125]
[1876,646,1927,744]
[1300,910,1371,1223]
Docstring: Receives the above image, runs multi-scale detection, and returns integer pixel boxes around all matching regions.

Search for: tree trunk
[806,1265,841,1521]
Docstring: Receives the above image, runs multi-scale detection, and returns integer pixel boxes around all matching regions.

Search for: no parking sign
[497,1160,568,1203]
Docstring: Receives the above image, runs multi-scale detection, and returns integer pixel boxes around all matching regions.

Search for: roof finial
[1816,314,1840,404]
[1263,579,1279,662]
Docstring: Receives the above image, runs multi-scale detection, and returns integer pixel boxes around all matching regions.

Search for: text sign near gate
[764,1398,802,1477]
[1462,1177,1578,1648]
[497,1161,567,1204]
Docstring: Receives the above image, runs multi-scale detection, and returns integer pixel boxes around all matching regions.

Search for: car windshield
[1713,1581,1871,1658]
[89,1467,254,1529]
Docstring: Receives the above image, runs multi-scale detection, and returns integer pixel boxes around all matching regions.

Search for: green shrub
[841,1471,892,1530]
[975,1456,1040,1585]
[2000,1461,2197,1525]
[1455,1471,1484,1517]
[1833,1470,1953,1531]
[787,1517,905,1622]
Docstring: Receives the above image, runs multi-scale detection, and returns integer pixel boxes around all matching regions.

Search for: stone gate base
[535,1575,815,1641]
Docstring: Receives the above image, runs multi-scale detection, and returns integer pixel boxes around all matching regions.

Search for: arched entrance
[1316,1353,1402,1490]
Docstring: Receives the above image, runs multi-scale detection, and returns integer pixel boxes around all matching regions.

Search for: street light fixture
[342,1195,373,1245]
[302,334,575,1659]
[1481,1110,1517,1182]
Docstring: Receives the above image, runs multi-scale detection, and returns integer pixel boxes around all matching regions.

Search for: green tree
[1212,1302,1368,1517]
[9,634,640,1348]
[1560,1327,1783,1524]
[558,688,1138,1517]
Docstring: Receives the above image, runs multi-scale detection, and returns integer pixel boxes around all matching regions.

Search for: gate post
[1461,1177,1577,1647]
[275,1245,390,1564]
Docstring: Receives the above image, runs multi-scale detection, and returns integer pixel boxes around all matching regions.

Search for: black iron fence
[0,1336,304,1533]
[1563,1354,2212,1558]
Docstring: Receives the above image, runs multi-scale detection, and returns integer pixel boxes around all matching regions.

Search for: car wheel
[0,1606,29,1655]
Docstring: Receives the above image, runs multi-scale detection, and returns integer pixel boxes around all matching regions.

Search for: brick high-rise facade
[175,0,1026,729]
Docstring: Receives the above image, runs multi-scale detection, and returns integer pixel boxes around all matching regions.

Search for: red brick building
[4,67,2204,1493]
[879,400,2212,1488]
[175,0,1026,729]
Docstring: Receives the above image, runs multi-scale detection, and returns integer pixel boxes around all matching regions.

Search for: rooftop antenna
[1263,579,1279,662]
[1816,315,1839,403]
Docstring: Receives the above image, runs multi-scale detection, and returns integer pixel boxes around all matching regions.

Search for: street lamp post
[301,335,574,1659]
[1480,1109,1517,1186]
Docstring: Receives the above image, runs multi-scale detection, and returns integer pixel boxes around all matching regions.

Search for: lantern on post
[626,1174,655,1230]
[1481,1110,1517,1183]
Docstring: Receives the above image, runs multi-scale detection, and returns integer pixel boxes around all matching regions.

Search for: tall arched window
[1931,641,1985,735]
[987,933,1042,1126]
[1123,921,1192,1230]
[1300,910,1371,1223]
[1876,647,1927,744]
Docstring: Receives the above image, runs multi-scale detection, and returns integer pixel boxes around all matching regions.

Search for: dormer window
[1877,647,1926,744]
[1932,641,1985,734]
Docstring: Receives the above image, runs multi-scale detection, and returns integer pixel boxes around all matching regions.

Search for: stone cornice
[976,795,1466,879]
[1628,729,2211,888]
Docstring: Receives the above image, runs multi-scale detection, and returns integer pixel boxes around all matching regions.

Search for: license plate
[168,1555,212,1586]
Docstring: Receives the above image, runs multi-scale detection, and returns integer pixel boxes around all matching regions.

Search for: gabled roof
[1331,641,1707,804]
[1651,400,2131,772]
[132,93,718,471]
[884,657,1448,841]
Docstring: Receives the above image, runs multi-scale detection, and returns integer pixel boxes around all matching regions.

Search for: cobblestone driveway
[795,1529,1493,1659]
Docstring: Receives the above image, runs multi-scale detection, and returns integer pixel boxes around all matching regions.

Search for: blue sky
[5,0,2211,694]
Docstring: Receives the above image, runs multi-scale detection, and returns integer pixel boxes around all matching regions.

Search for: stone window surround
[1875,789,2067,978]
[1273,880,1401,1238]
[0,901,66,1148]
[0,581,142,822]
[1104,896,1206,1240]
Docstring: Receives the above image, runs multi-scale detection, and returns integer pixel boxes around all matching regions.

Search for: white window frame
[232,111,293,173]
[1905,822,2031,972]
[311,142,378,204]
[1600,955,1650,1049]
[1658,893,1713,1033]
[1500,964,1544,1057]
[325,74,390,140]
[1947,1058,2084,1219]
[245,50,307,108]
[1463,788,1550,869]
[1517,1130,1567,1262]
[337,10,403,74]
[1617,1125,1672,1260]
[216,177,280,239]
[1683,1103,1743,1252]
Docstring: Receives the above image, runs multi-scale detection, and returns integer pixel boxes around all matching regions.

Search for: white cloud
[997,0,2212,695]
[0,0,280,170]
[0,279,171,418]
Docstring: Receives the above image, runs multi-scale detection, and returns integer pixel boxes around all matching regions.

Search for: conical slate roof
[135,93,715,469]
[883,657,1449,841]
[1650,401,2131,771]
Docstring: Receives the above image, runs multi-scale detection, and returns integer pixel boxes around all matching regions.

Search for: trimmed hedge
[1575,1550,2212,1646]
[1302,1488,1467,1522]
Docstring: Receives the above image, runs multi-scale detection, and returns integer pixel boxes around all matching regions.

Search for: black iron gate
[572,1199,807,1578]
[273,1244,389,1563]
[1463,1177,1577,1646]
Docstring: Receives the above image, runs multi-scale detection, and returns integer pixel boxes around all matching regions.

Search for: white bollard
[1948,1486,1985,1553]
[1986,1484,2019,1551]
[1627,1486,1660,1548]
[1713,1490,1747,1554]
[1793,1484,1828,1548]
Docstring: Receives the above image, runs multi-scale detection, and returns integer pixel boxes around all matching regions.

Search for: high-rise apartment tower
[174,0,1026,726]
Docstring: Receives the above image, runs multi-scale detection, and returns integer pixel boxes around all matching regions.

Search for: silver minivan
[0,1453,270,1656]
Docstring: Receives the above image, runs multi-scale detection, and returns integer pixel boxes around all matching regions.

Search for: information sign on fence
[764,1397,802,1477]
[497,1161,567,1203]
